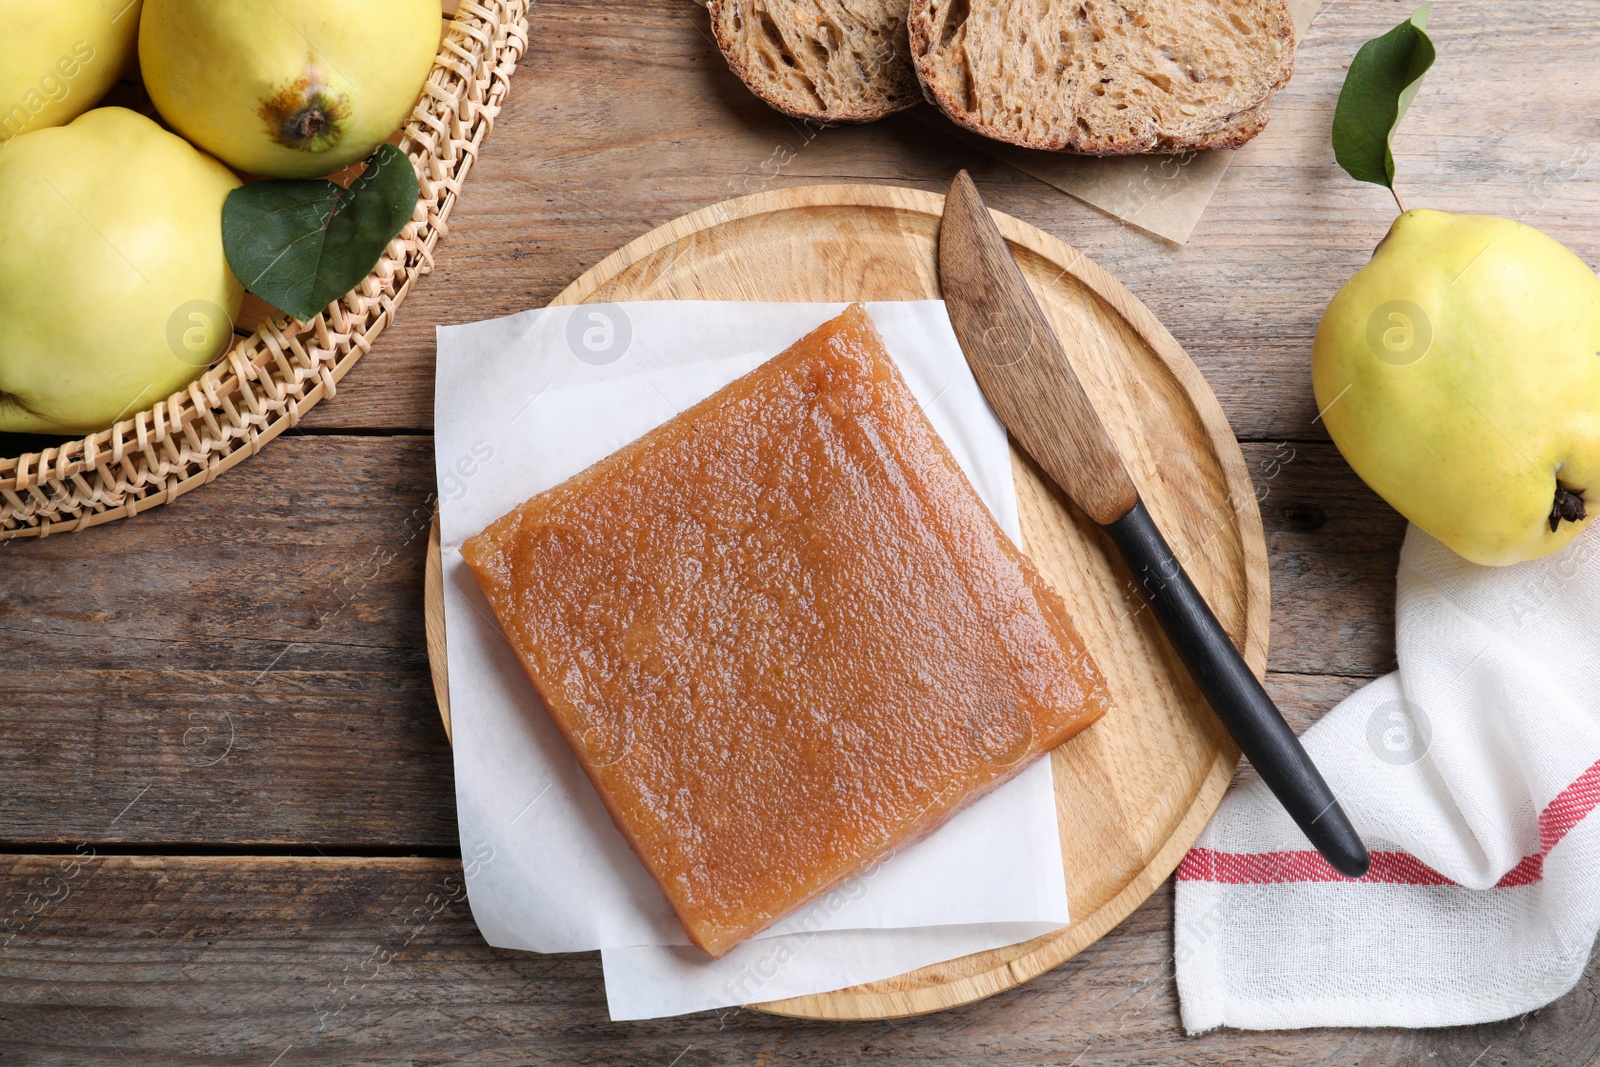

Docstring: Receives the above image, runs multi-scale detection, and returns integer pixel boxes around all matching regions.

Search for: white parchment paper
[434,301,1071,1019]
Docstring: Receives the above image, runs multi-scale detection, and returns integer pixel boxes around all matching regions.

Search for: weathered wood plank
[0,669,1373,848]
[300,0,1600,442]
[0,436,437,676]
[0,669,454,849]
[0,433,1395,846]
[1250,441,1403,678]
[0,435,452,848]
[1,855,1594,1065]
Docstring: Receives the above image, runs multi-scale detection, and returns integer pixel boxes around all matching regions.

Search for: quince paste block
[463,304,1111,958]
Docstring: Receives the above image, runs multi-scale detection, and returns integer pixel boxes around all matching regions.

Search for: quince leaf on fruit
[221,144,418,322]
[1332,5,1435,189]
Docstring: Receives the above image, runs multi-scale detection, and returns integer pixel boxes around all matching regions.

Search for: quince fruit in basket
[0,0,142,144]
[139,0,442,179]
[0,107,242,435]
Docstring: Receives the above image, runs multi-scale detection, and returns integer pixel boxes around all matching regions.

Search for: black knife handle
[1104,499,1370,878]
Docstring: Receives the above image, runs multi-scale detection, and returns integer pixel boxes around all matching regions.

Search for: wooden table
[4,1,1599,1062]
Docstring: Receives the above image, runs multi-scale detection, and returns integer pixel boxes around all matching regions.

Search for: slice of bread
[708,0,921,124]
[908,0,1295,154]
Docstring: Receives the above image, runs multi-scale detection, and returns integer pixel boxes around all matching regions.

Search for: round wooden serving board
[423,183,1265,1020]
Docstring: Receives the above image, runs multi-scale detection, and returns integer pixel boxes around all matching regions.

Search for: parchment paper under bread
[915,0,1322,243]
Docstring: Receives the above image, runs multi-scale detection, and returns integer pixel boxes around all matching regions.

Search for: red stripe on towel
[1177,757,1600,887]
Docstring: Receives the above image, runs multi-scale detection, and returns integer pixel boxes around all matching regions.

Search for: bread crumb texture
[909,0,1295,153]
[710,0,920,123]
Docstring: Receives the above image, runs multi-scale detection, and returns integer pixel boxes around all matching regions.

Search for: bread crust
[908,0,1294,154]
[709,0,920,125]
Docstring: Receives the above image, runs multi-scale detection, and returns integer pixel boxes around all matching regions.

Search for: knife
[938,171,1370,879]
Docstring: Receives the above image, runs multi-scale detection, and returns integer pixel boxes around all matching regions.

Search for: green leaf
[1332,5,1436,189]
[222,144,419,322]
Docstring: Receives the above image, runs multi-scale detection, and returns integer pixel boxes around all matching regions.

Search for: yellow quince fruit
[139,0,440,179]
[0,0,142,144]
[1313,209,1600,566]
[0,108,242,434]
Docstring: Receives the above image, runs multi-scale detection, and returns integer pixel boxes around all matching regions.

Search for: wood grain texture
[424,515,452,746]
[0,435,453,850]
[3,854,1597,1066]
[5,0,1600,1057]
[422,180,1266,1018]
[939,171,1139,526]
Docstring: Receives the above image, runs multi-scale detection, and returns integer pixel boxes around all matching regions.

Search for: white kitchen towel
[1176,524,1600,1032]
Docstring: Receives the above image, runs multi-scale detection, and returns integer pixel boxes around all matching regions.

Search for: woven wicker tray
[0,0,531,540]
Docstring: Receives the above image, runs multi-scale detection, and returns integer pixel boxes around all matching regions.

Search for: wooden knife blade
[937,173,1138,528]
[937,171,1370,879]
